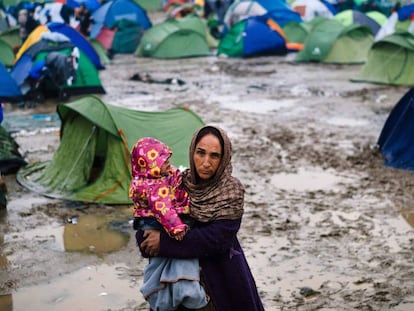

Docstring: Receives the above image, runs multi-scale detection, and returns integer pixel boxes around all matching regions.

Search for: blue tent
[90,0,152,39]
[218,14,288,57]
[0,62,23,102]
[66,0,101,11]
[47,22,105,70]
[378,87,414,170]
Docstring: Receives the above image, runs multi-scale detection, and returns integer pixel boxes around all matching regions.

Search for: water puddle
[209,95,296,113]
[2,211,131,259]
[325,117,369,127]
[271,167,354,192]
[2,113,60,134]
[0,263,143,311]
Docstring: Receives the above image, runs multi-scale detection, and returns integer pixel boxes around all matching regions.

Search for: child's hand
[174,231,186,241]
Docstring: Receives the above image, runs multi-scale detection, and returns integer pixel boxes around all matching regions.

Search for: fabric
[182,126,244,222]
[141,256,208,311]
[129,137,190,237]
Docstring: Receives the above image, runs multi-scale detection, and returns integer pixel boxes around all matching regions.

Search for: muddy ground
[2,14,414,311]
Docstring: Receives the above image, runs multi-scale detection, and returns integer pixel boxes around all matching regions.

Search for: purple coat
[136,219,265,311]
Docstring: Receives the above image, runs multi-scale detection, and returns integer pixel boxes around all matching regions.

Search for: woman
[136,125,265,311]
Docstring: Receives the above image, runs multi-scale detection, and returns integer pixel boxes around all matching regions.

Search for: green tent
[110,19,144,54]
[89,39,111,66]
[353,31,414,86]
[295,18,374,64]
[33,47,105,97]
[136,15,212,59]
[283,17,325,44]
[17,95,205,204]
[0,27,20,67]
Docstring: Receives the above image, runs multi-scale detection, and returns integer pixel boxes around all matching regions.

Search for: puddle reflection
[64,214,130,254]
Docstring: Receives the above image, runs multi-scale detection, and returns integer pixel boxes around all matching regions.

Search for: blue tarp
[0,62,23,102]
[378,87,414,170]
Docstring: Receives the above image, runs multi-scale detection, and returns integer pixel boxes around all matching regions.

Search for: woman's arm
[136,219,241,259]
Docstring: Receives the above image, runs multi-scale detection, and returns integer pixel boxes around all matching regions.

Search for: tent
[218,14,292,57]
[135,0,163,11]
[136,15,212,58]
[17,95,205,204]
[223,0,302,34]
[353,31,414,86]
[377,87,414,170]
[90,0,152,53]
[15,23,104,70]
[0,26,21,67]
[10,35,105,102]
[291,0,335,22]
[295,17,374,64]
[375,4,414,41]
[96,19,144,54]
[334,9,382,35]
[0,61,22,101]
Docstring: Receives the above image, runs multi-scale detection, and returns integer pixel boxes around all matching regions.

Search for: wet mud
[1,43,414,310]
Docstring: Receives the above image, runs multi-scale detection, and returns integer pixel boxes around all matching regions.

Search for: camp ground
[377,87,414,170]
[17,95,205,204]
[294,17,374,64]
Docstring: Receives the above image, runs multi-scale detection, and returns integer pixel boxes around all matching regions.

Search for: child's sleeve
[147,182,188,237]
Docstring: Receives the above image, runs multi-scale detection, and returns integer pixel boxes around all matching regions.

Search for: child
[129,137,208,311]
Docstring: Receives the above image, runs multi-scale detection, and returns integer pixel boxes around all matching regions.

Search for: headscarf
[182,125,244,222]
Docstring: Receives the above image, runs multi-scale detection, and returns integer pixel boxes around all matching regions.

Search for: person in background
[130,137,209,311]
[137,125,265,311]
[75,3,93,36]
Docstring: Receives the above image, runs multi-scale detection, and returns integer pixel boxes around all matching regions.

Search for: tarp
[377,87,414,170]
[136,15,211,58]
[295,17,374,64]
[17,95,205,204]
[353,31,414,86]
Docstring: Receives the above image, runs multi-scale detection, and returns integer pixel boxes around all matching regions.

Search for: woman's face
[193,133,222,180]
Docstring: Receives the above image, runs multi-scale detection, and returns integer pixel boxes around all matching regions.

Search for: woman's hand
[140,229,161,256]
